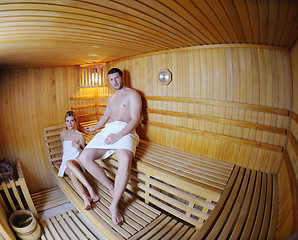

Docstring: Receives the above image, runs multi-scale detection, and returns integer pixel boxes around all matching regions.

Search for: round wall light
[158,69,172,85]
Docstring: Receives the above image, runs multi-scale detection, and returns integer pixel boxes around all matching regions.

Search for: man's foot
[83,196,93,210]
[109,204,123,225]
[92,194,100,203]
[88,188,100,203]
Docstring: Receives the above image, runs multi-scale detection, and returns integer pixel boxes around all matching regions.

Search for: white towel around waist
[85,121,139,159]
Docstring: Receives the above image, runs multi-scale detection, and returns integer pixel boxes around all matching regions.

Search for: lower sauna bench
[44,124,278,239]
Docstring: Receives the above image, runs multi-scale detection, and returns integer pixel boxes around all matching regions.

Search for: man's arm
[87,96,112,132]
[105,90,142,144]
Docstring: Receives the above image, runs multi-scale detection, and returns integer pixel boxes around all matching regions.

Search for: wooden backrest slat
[217,168,251,239]
[267,174,279,239]
[258,173,273,239]
[229,170,257,239]
[249,172,267,239]
[191,166,240,239]
[44,126,65,164]
[240,171,262,239]
[206,167,246,239]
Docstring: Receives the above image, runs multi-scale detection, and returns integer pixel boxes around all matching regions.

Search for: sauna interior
[0,0,297,239]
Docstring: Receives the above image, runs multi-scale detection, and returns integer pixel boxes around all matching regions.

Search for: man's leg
[79,148,114,194]
[109,149,133,225]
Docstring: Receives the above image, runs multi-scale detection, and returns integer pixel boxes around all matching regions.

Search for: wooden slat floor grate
[31,187,70,212]
[40,209,99,240]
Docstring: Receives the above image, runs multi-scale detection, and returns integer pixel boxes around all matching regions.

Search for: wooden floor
[32,187,104,240]
[32,187,70,212]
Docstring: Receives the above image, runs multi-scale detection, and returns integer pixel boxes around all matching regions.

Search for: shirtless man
[79,68,142,225]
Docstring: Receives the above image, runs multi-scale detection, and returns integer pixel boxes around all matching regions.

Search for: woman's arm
[72,132,85,153]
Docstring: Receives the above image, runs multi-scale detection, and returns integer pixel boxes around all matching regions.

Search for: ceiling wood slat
[0,0,296,68]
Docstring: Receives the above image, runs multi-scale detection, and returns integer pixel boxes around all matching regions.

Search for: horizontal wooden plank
[70,95,109,100]
[146,108,286,134]
[71,104,96,110]
[145,96,289,116]
[145,120,283,152]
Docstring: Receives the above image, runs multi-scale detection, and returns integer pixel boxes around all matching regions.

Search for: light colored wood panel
[145,96,289,116]
[291,42,298,113]
[277,153,298,238]
[0,66,80,193]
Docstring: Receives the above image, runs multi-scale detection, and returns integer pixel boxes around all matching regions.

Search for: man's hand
[105,133,121,145]
[86,126,95,132]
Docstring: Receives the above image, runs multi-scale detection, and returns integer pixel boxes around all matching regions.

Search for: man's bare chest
[110,95,130,112]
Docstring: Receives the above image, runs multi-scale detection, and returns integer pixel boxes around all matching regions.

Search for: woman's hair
[65,111,76,121]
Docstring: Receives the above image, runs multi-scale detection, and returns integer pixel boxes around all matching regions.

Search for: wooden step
[31,187,69,212]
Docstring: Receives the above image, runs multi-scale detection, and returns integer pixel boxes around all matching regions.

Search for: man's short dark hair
[108,68,123,77]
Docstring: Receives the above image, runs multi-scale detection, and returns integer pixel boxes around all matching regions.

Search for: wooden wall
[0,66,111,193]
[0,44,296,240]
[109,44,292,174]
[0,67,80,193]
[276,41,298,239]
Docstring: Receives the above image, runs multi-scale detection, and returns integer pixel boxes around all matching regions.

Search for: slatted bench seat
[80,121,234,203]
[44,124,234,239]
[192,166,278,240]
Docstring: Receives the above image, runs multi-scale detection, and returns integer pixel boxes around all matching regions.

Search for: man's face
[108,72,123,90]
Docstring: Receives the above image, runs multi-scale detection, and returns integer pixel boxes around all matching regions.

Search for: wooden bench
[192,166,278,239]
[43,123,278,239]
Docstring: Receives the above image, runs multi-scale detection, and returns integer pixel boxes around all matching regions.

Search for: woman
[59,111,99,209]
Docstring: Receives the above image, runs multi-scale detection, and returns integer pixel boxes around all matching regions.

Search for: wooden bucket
[9,210,41,240]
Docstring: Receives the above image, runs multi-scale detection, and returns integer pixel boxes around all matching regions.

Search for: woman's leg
[64,167,92,210]
[66,160,99,202]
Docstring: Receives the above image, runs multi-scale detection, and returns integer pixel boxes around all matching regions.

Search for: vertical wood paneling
[0,66,79,193]
[276,40,298,239]
[109,44,291,174]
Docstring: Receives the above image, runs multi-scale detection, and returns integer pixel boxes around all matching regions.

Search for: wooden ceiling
[0,0,297,69]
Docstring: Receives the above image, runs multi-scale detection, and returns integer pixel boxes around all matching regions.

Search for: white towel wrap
[58,141,84,177]
[85,121,139,159]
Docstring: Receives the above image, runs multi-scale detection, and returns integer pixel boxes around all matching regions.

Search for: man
[79,68,142,225]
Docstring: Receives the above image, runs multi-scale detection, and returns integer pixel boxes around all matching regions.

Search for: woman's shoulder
[60,130,67,138]
[75,130,84,139]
